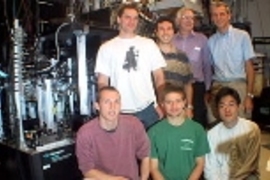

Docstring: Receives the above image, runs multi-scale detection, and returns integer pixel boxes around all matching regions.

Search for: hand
[244,96,253,114]
[204,91,211,104]
[185,108,193,119]
[155,105,164,119]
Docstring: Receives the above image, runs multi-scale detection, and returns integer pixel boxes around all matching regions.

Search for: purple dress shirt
[173,32,212,90]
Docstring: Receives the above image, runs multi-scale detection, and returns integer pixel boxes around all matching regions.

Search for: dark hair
[97,86,119,102]
[215,87,241,107]
[161,83,186,101]
[155,16,176,32]
[117,3,139,17]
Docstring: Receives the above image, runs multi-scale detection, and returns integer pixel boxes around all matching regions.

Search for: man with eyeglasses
[173,7,212,128]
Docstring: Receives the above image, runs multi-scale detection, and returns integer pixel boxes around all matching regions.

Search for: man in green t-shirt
[148,83,210,180]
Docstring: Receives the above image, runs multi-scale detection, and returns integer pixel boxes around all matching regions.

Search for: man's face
[211,6,231,31]
[162,92,186,118]
[218,95,239,125]
[95,90,121,122]
[117,8,139,35]
[178,9,195,32]
[156,21,174,44]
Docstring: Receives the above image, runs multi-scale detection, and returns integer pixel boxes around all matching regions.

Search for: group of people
[75,2,261,180]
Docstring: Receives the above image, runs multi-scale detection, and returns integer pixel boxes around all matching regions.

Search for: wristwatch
[247,92,254,98]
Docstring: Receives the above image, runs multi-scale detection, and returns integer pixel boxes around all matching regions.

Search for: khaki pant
[207,80,250,123]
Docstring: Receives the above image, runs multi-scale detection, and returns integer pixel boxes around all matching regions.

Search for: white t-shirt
[95,35,166,112]
[204,118,260,180]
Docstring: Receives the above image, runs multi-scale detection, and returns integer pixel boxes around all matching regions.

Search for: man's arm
[244,60,255,112]
[242,31,255,114]
[134,118,151,180]
[188,156,205,180]
[97,73,109,90]
[152,68,165,118]
[140,157,150,180]
[184,81,194,118]
[152,68,165,100]
[84,169,128,180]
[150,158,165,180]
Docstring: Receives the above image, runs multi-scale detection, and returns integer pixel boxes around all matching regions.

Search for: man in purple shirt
[76,86,150,180]
[173,7,212,128]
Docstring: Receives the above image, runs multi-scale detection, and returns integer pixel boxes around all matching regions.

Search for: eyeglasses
[181,15,195,20]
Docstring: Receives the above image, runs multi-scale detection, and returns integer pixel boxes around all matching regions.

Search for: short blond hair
[210,1,231,14]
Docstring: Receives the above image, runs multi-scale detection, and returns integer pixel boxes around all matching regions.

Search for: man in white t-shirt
[95,3,166,129]
[204,87,260,180]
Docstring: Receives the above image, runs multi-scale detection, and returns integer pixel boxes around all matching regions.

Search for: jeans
[133,103,159,129]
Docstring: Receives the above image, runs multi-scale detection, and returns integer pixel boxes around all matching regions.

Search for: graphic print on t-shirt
[122,46,138,72]
[180,139,194,151]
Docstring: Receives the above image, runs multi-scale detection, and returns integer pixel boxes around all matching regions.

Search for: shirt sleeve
[183,53,194,84]
[75,128,95,175]
[147,127,158,158]
[94,43,111,76]
[135,118,150,160]
[194,125,210,157]
[201,36,212,90]
[242,32,256,61]
[148,39,166,71]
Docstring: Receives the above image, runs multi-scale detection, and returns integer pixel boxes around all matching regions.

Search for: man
[204,87,261,180]
[76,86,150,180]
[173,7,212,128]
[148,83,209,180]
[207,2,255,123]
[155,17,194,118]
[95,3,166,129]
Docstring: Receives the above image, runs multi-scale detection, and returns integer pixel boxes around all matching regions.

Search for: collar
[217,25,233,37]
[221,116,240,129]
[175,31,196,39]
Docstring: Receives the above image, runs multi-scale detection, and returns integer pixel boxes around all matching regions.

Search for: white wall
[247,0,270,37]
[235,0,270,86]
[224,0,270,54]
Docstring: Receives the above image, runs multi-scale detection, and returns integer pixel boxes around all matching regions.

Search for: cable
[55,23,70,61]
